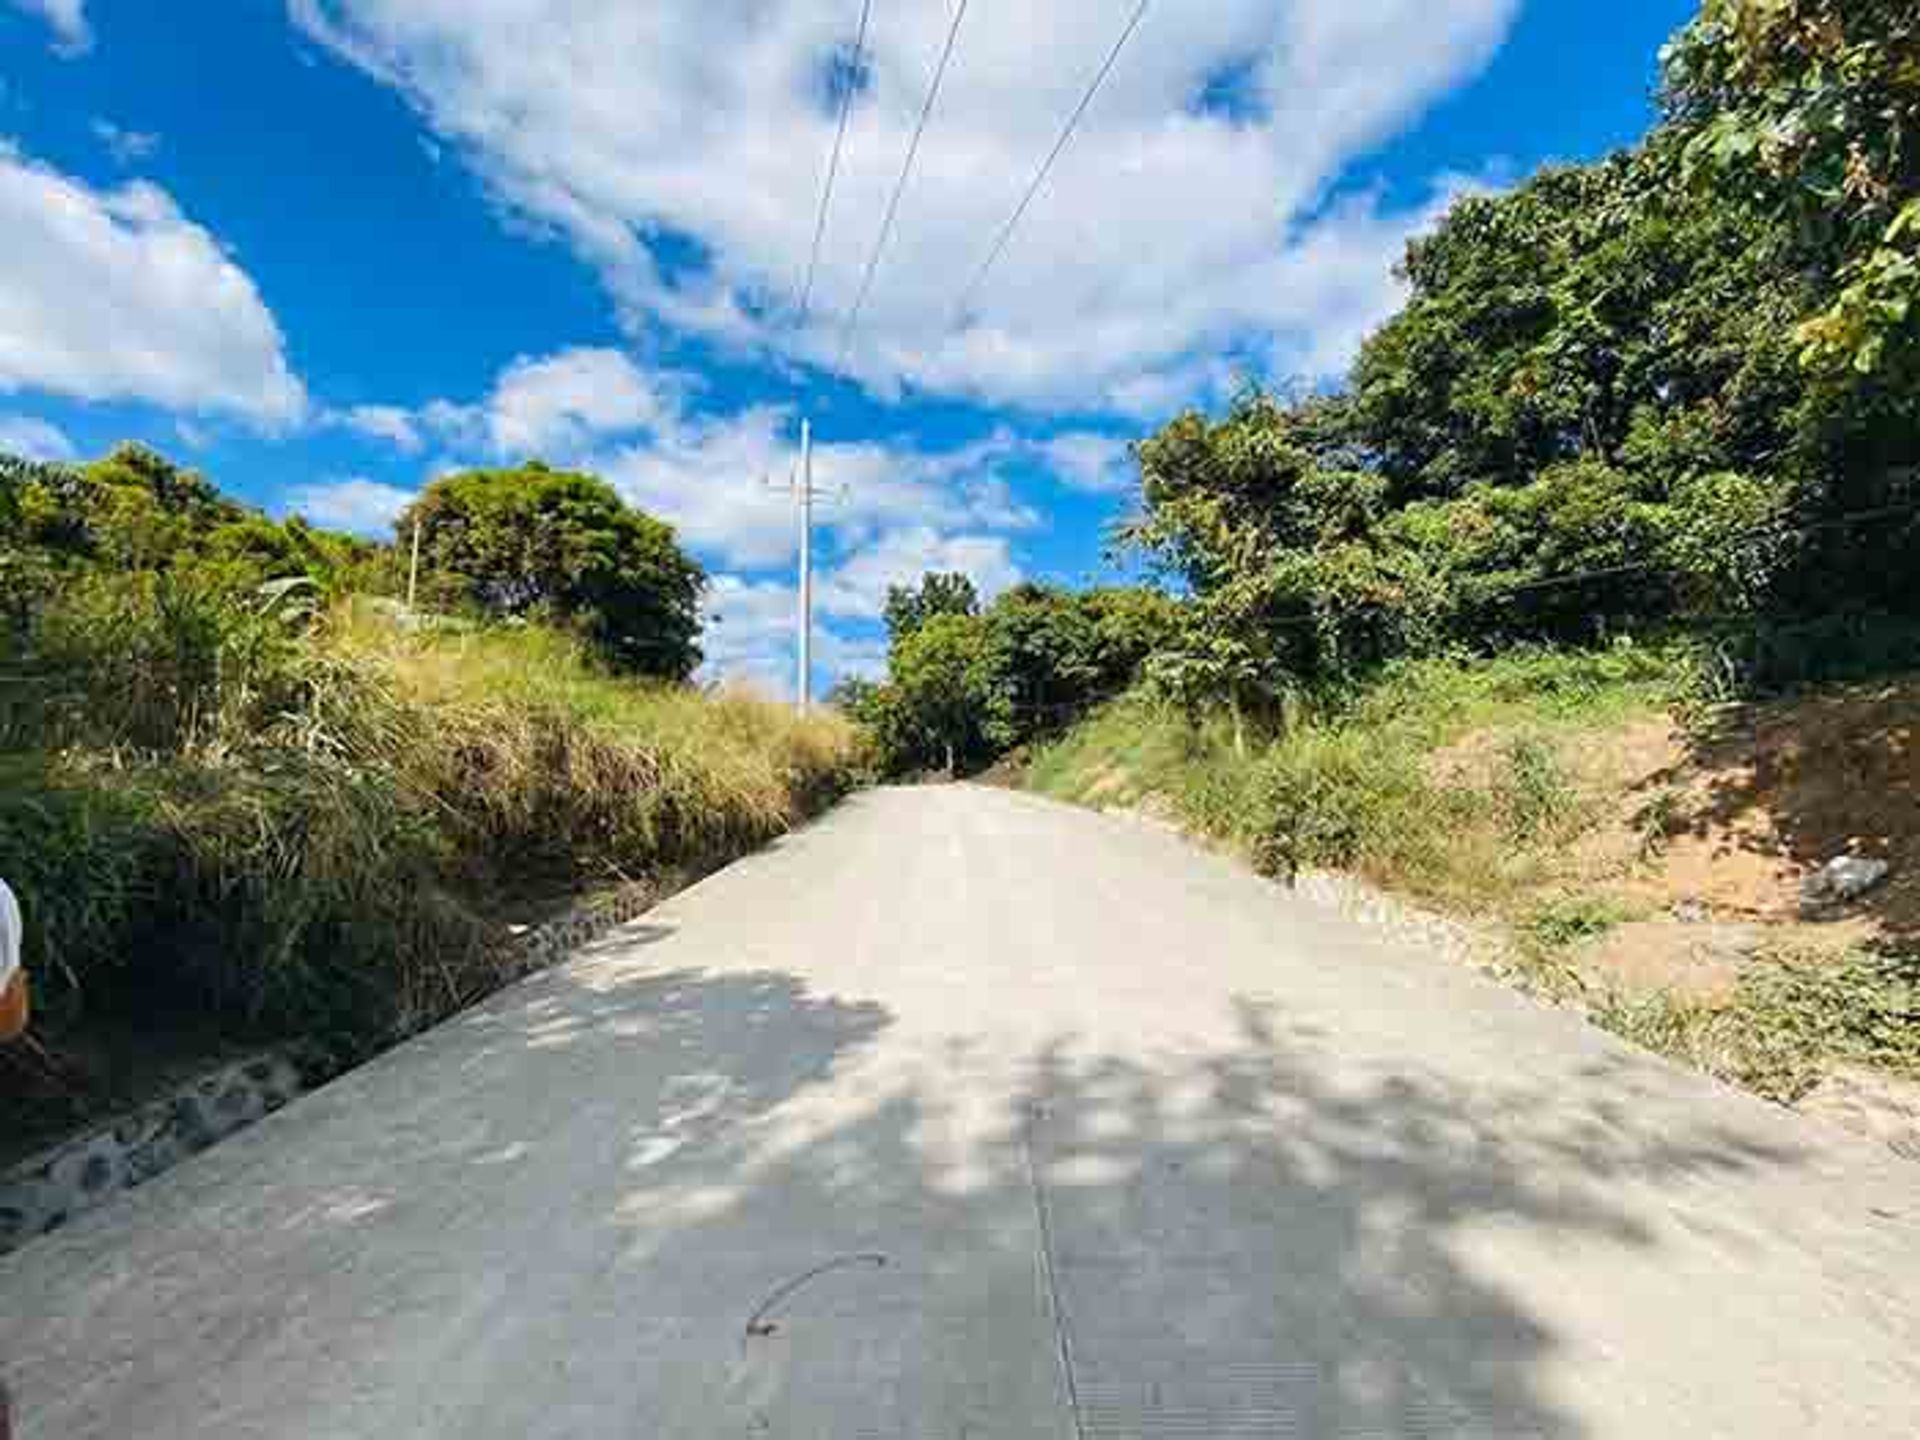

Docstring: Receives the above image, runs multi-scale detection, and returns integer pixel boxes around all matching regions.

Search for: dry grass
[325,608,856,887]
[1029,644,1696,913]
[1,596,858,1052]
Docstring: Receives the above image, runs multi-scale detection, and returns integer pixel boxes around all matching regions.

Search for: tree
[1665,0,1919,371]
[1664,2,1920,396]
[841,578,1181,776]
[889,613,1000,775]
[402,463,705,680]
[883,572,979,645]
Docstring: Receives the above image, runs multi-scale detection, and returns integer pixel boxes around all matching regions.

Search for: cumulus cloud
[10,0,90,55]
[0,147,306,424]
[701,571,894,699]
[288,475,415,535]
[290,0,1516,412]
[1039,431,1134,493]
[700,572,806,697]
[817,526,1022,621]
[699,528,1021,696]
[338,403,424,452]
[342,346,1099,573]
[0,413,75,461]
[600,408,1042,570]
[339,347,673,463]
[480,348,676,458]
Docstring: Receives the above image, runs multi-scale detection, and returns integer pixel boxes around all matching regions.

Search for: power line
[839,0,972,364]
[953,0,1150,323]
[797,0,875,326]
[1476,497,1920,606]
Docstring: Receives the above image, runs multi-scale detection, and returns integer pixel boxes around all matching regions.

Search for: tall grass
[0,586,857,1052]
[1028,643,1701,910]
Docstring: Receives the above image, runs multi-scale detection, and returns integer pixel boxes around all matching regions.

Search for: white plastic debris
[1801,856,1891,907]
[0,878,20,994]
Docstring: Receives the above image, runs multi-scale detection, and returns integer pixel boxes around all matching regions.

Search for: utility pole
[798,418,813,712]
[765,418,840,713]
[406,521,422,612]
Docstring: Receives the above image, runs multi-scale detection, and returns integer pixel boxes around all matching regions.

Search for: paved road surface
[3,786,1917,1438]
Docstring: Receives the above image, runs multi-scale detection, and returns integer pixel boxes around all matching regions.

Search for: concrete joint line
[1024,1103,1090,1440]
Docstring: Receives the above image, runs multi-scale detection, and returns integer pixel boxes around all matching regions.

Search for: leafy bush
[1116,2,1920,710]
[401,464,705,680]
[5,568,311,754]
[0,759,158,1004]
[847,578,1181,776]
[1494,734,1576,844]
[1521,893,1632,950]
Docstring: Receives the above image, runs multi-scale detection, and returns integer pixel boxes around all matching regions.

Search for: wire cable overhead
[798,0,876,326]
[954,0,1150,323]
[839,0,973,363]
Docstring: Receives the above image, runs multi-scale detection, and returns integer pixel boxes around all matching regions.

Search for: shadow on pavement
[0,938,1868,1439]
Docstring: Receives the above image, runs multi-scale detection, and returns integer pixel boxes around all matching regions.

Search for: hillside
[1026,651,1920,1147]
[1,447,858,1164]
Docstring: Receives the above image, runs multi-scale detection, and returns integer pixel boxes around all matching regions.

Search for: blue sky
[1,0,1697,691]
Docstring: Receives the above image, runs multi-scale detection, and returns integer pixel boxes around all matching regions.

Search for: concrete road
[3,787,1917,1438]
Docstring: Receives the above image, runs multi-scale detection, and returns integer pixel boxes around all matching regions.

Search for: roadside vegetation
[1026,647,1920,1119]
[851,1,1920,1129]
[833,572,1180,777]
[1028,644,1700,901]
[1,446,855,1144]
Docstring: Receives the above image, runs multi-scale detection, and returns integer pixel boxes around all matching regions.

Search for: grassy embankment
[1028,644,1920,1107]
[1,587,856,1138]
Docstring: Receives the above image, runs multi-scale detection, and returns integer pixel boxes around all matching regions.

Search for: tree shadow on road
[7,940,1889,1440]
[406,963,1833,1439]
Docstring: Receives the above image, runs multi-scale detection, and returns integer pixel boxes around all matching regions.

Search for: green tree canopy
[846,575,1181,775]
[1125,0,1920,693]
[889,612,1001,776]
[402,463,705,680]
[3,444,374,609]
[882,572,980,645]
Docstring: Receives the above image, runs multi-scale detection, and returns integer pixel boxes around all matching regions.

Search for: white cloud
[338,403,424,452]
[599,409,1044,570]
[1039,432,1134,494]
[290,0,1518,411]
[0,413,75,461]
[817,526,1022,621]
[700,572,802,696]
[353,346,1070,571]
[339,348,671,462]
[90,119,161,165]
[698,572,887,698]
[0,147,306,425]
[288,476,414,535]
[699,528,1022,695]
[481,347,674,458]
[11,0,90,55]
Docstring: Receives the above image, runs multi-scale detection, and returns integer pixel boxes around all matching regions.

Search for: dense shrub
[844,577,1182,775]
[1117,5,1919,709]
[401,464,705,680]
